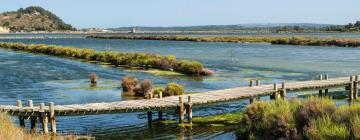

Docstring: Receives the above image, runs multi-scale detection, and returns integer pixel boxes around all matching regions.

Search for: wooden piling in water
[249,96,254,104]
[16,100,25,128]
[158,111,163,120]
[256,96,261,101]
[28,100,38,133]
[49,102,56,133]
[349,76,354,100]
[319,75,323,97]
[187,96,193,124]
[39,103,49,134]
[178,96,184,123]
[324,74,329,96]
[147,111,152,123]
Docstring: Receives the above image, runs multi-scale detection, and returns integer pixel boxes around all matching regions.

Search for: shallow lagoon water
[0,34,360,139]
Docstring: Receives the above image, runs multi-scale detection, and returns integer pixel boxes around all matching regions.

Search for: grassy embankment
[0,42,211,76]
[0,112,78,139]
[87,35,360,48]
[163,97,360,140]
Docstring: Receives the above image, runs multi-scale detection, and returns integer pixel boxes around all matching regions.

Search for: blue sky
[1,0,360,28]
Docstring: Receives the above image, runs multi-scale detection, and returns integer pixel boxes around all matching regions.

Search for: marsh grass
[0,112,77,140]
[239,97,360,140]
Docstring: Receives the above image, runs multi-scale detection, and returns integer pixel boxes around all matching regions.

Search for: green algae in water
[160,112,243,128]
[143,69,184,76]
[206,77,225,82]
[193,112,243,125]
[66,85,119,91]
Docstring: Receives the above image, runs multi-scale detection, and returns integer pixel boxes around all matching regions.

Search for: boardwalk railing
[0,75,359,134]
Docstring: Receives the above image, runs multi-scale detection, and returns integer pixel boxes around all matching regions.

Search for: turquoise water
[0,33,359,139]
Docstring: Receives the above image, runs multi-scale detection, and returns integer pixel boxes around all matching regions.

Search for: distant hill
[0,6,75,32]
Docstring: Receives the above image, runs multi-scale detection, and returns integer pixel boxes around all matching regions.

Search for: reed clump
[0,42,211,76]
[238,97,360,140]
[0,112,77,139]
[163,83,185,96]
[87,35,360,48]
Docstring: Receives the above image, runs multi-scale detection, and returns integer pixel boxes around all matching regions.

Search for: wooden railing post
[49,102,56,133]
[324,74,329,96]
[39,103,49,134]
[178,96,184,123]
[256,80,261,86]
[187,96,193,124]
[159,92,163,99]
[349,76,354,100]
[148,93,153,99]
[16,100,25,128]
[355,75,359,100]
[271,83,279,100]
[319,74,323,97]
[281,82,287,98]
[28,100,38,133]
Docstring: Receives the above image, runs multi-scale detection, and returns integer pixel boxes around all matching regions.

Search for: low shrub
[163,83,185,96]
[242,100,299,139]
[238,98,360,139]
[294,97,335,130]
[89,73,98,84]
[153,87,164,95]
[121,76,139,93]
[140,79,153,97]
[174,60,204,75]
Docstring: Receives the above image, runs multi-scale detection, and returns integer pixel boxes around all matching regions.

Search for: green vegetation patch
[87,35,360,48]
[237,97,360,140]
[0,42,209,76]
[193,112,243,125]
[143,69,184,76]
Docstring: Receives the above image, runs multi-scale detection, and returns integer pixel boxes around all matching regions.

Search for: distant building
[129,26,137,33]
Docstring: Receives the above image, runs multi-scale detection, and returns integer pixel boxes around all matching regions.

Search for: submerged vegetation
[87,35,360,48]
[0,42,211,76]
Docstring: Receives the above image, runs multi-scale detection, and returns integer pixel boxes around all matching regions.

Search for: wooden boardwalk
[0,76,358,116]
[0,75,359,134]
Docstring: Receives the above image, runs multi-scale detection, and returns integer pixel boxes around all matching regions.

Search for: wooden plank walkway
[0,76,356,116]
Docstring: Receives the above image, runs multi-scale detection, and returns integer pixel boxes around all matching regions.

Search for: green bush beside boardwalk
[87,35,360,48]
[238,97,360,140]
[0,42,209,76]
